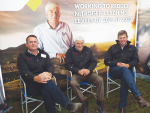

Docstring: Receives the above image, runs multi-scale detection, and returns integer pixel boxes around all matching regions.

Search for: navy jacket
[104,40,139,70]
[65,45,97,74]
[17,49,54,95]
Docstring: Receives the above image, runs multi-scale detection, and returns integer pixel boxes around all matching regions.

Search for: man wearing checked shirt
[33,1,74,63]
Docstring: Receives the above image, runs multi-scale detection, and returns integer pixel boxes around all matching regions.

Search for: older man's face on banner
[46,6,61,23]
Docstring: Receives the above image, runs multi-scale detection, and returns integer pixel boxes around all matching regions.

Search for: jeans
[41,80,70,113]
[110,66,141,108]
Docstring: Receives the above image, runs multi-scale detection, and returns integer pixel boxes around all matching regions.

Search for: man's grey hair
[74,36,85,43]
[45,1,60,14]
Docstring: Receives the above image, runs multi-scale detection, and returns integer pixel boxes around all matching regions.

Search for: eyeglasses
[28,41,38,44]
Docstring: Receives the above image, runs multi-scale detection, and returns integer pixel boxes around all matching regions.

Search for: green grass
[6,77,150,113]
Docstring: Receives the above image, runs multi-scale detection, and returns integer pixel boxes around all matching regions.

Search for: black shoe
[66,102,82,112]
[96,100,106,113]
[0,103,13,113]
[81,98,90,113]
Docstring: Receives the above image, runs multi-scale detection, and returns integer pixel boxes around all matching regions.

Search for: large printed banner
[136,0,150,76]
[0,0,137,99]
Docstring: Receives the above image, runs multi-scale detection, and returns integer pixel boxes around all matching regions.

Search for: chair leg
[25,96,28,113]
[106,78,109,98]
[21,92,24,113]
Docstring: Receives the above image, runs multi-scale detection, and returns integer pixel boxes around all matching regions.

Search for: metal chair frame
[67,69,98,100]
[20,75,61,113]
[106,66,136,98]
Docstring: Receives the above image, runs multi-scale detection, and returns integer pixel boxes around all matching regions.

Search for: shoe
[119,108,126,113]
[0,103,13,113]
[81,98,90,113]
[136,96,150,108]
[96,100,106,113]
[66,102,82,112]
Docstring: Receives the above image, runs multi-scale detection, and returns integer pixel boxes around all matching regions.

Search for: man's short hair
[26,35,37,43]
[45,1,60,14]
[117,30,128,38]
[74,36,85,43]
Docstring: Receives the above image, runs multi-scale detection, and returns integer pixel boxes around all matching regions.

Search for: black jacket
[65,45,97,74]
[17,49,54,95]
[104,40,139,70]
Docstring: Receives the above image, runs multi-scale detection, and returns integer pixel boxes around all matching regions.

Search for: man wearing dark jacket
[65,36,106,113]
[17,35,82,113]
[104,30,150,113]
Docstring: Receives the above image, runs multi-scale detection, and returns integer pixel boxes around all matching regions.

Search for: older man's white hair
[45,1,60,14]
[74,36,85,43]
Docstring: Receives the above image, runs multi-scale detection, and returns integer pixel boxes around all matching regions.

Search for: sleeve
[17,54,35,82]
[66,23,74,47]
[33,27,44,51]
[87,49,97,72]
[129,47,139,67]
[65,49,79,74]
[104,46,118,66]
[44,53,54,75]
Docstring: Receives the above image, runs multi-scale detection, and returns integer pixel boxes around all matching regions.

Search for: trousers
[70,73,104,100]
[110,66,141,108]
[32,80,70,113]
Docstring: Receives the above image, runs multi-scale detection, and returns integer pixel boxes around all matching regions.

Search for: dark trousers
[110,66,141,108]
[30,80,70,113]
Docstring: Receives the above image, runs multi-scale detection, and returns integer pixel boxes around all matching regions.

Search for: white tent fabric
[0,63,5,104]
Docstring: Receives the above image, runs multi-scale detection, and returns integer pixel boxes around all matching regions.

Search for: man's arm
[65,49,79,74]
[17,54,36,82]
[87,49,97,73]
[65,22,74,48]
[128,47,139,67]
[104,46,118,66]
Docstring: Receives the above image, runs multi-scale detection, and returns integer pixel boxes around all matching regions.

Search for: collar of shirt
[27,50,39,56]
[121,43,127,50]
[46,21,61,30]
[75,46,79,51]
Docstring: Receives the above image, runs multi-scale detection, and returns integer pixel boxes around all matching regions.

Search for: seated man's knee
[96,76,103,83]
[41,88,49,97]
[70,80,79,87]
[120,67,129,72]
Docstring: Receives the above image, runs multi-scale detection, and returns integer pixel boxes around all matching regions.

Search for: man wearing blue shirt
[33,1,74,63]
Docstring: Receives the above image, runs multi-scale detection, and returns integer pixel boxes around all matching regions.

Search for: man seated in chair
[17,35,82,113]
[65,36,106,113]
[104,30,150,113]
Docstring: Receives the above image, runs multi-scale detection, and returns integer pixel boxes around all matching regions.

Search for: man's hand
[83,69,90,76]
[117,62,130,68]
[34,72,52,83]
[56,53,66,63]
[120,63,130,68]
[78,69,85,76]
[78,69,90,76]
[117,62,122,67]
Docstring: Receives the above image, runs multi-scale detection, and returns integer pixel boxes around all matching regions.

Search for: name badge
[41,54,46,58]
